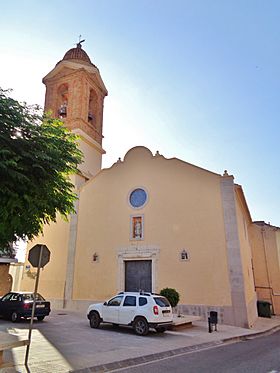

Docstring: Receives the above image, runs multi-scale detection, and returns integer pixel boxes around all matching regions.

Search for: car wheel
[155,326,166,333]
[11,311,20,323]
[133,317,149,336]
[89,311,101,328]
[37,316,45,321]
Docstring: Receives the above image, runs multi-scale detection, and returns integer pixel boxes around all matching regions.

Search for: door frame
[117,245,159,293]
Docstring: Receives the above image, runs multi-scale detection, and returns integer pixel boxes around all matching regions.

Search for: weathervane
[76,35,85,48]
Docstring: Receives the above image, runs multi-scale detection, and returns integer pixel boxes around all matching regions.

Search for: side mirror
[103,301,107,306]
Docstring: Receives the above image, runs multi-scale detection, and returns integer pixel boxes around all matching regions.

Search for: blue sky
[1,0,279,226]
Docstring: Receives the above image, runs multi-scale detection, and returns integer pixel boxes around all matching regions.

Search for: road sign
[25,244,51,366]
[28,244,50,268]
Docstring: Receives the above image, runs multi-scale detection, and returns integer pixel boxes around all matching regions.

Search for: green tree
[160,287,180,308]
[0,88,83,255]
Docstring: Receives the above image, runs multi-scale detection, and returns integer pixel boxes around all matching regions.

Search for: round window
[129,188,147,208]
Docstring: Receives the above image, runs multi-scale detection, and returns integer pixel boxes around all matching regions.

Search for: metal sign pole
[25,244,43,367]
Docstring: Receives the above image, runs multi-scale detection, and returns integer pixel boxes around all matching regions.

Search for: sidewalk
[1,310,280,373]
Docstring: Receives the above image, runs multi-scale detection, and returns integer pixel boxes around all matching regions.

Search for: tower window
[88,89,97,125]
[88,111,95,123]
[57,83,69,118]
[58,102,67,118]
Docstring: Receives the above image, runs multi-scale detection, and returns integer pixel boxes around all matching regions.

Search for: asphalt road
[1,310,280,372]
[117,330,280,373]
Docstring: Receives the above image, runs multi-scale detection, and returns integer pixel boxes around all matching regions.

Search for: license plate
[36,305,45,308]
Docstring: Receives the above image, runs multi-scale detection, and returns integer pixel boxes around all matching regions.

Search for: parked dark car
[0,291,51,322]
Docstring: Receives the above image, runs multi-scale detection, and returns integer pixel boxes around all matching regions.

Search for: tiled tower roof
[62,43,95,66]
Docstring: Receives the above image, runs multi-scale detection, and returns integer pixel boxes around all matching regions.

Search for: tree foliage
[160,287,180,308]
[0,88,83,253]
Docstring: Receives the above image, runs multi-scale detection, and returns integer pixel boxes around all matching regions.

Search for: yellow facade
[250,222,280,315]
[19,43,280,329]
[74,147,231,306]
[22,216,70,300]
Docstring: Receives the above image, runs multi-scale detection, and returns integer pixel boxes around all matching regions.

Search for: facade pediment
[43,67,76,83]
[101,146,221,179]
[43,61,107,95]
[123,146,154,162]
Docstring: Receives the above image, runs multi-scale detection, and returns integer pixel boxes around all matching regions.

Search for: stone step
[171,315,201,330]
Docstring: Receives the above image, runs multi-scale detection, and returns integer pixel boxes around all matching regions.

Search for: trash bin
[257,300,271,318]
[208,311,218,333]
[209,311,218,324]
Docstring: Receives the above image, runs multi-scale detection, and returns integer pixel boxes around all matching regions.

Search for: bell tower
[43,41,108,179]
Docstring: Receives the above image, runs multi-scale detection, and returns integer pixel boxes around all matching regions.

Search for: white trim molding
[117,245,160,293]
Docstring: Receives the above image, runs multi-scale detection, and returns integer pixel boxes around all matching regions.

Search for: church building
[20,43,280,328]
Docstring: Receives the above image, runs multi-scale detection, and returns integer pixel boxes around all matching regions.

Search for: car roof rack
[117,291,153,296]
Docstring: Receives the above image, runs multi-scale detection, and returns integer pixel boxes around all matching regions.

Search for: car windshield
[153,297,170,307]
[22,294,45,301]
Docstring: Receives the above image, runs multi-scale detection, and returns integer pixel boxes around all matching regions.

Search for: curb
[222,323,280,342]
[71,341,224,372]
[71,324,280,373]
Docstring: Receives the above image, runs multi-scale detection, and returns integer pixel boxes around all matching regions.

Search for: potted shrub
[160,288,180,313]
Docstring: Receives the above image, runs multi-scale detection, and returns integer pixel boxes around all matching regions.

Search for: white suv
[87,292,173,336]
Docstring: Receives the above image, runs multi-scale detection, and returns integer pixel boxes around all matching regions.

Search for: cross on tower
[77,35,85,48]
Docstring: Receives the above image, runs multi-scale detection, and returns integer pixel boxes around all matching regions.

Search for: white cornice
[43,60,108,95]
[72,128,106,155]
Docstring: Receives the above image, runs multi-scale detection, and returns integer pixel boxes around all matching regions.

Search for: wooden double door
[125,260,152,292]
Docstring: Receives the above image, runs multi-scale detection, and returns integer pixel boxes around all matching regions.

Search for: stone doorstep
[171,315,202,330]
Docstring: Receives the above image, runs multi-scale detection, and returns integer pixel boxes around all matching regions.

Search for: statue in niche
[132,216,143,239]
